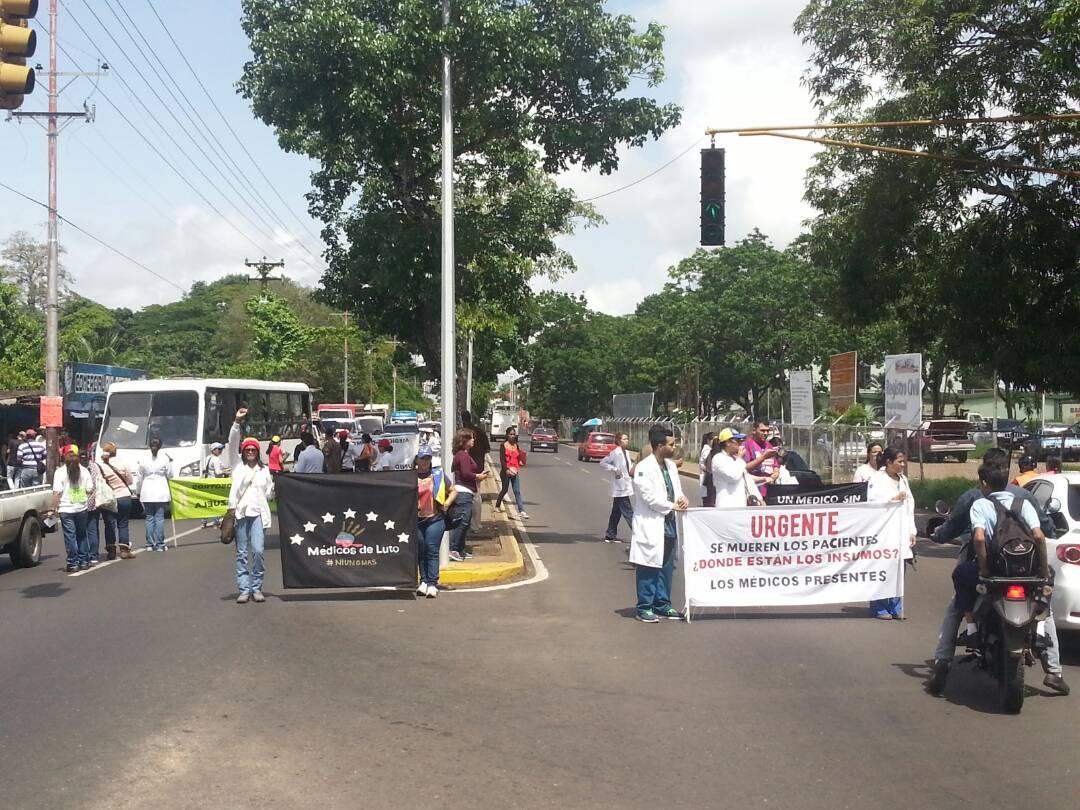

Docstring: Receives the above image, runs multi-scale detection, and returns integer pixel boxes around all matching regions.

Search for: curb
[439,459,527,587]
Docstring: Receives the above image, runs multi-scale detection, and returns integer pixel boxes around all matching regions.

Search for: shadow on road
[250,589,416,603]
[894,658,1062,715]
[0,553,61,577]
[21,582,70,599]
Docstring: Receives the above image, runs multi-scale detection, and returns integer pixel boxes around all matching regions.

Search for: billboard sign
[62,362,147,405]
[829,352,858,413]
[884,353,923,429]
[789,369,815,425]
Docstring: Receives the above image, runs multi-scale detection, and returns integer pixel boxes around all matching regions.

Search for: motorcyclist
[927,447,1069,696]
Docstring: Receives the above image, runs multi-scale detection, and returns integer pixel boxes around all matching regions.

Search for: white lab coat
[629,454,684,569]
[867,469,916,560]
[599,446,633,498]
[134,454,172,503]
[697,444,712,497]
[228,463,276,530]
[711,452,756,509]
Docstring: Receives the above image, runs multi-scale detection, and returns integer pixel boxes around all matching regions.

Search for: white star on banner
[322,512,335,523]
[384,520,395,530]
[343,508,356,519]
[303,522,316,533]
[397,532,410,544]
[366,511,378,522]
[290,534,304,545]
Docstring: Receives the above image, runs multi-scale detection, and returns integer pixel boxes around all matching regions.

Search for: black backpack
[989,499,1039,577]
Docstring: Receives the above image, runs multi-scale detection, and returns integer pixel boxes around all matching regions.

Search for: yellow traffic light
[0,0,37,110]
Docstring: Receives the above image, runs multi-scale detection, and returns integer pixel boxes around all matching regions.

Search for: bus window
[100,392,153,449]
[147,391,199,447]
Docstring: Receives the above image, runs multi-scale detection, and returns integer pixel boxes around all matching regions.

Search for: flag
[275,472,418,589]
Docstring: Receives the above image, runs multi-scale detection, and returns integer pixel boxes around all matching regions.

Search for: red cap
[61,443,79,457]
[240,438,261,452]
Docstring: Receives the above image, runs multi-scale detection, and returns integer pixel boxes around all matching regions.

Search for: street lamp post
[439,0,455,566]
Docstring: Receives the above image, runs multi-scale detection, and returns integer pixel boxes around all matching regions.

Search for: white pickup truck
[1,485,56,567]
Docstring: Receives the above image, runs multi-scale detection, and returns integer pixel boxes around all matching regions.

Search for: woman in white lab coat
[867,446,917,619]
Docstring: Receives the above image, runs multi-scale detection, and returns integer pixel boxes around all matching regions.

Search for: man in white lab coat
[599,432,634,543]
[629,425,689,623]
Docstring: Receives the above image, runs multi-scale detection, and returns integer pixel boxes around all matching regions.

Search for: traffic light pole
[439,0,455,568]
[6,0,97,476]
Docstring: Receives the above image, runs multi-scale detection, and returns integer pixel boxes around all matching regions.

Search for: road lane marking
[68,525,206,577]
[452,509,548,593]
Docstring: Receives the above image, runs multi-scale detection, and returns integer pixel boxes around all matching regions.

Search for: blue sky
[2,1,819,313]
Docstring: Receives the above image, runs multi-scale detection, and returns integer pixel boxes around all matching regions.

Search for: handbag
[220,471,255,545]
[92,464,119,513]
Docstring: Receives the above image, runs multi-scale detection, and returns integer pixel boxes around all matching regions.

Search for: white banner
[383,433,420,471]
[884,353,923,429]
[680,503,905,614]
[789,369,815,425]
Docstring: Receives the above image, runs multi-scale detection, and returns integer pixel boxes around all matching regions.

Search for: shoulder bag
[220,471,255,545]
[92,463,119,513]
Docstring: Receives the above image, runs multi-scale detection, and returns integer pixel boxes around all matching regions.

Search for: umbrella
[583,418,603,427]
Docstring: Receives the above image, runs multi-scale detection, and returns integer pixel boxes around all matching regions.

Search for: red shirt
[268,445,284,472]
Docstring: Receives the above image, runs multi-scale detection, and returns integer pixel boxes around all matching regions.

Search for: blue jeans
[496,472,524,512]
[61,511,90,567]
[19,467,41,488]
[235,515,265,594]
[417,516,445,586]
[143,502,167,549]
[635,534,675,614]
[870,596,902,616]
[87,497,133,557]
[449,491,473,555]
[605,496,633,540]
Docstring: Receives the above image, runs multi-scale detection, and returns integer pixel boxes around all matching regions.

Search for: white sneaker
[519,511,529,519]
[426,585,438,598]
[416,582,429,596]
[494,505,504,513]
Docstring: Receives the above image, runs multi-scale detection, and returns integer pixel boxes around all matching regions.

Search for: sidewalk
[438,462,526,587]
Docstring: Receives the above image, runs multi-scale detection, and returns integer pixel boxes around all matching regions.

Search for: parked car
[529,426,559,453]
[1,485,57,568]
[1023,473,1080,633]
[1027,422,1080,461]
[972,418,1031,451]
[908,419,976,462]
[578,432,617,462]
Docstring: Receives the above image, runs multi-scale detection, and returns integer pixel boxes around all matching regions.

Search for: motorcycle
[931,500,1053,713]
[964,575,1053,713]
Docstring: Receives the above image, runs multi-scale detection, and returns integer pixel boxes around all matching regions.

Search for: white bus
[96,379,313,477]
[490,401,518,441]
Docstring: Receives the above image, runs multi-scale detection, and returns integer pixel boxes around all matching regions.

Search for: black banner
[764,482,868,506]
[276,472,418,589]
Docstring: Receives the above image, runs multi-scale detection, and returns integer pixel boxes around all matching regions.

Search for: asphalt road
[2,451,1078,809]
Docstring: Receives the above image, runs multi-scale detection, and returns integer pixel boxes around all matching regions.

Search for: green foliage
[822,402,872,425]
[795,0,1080,402]
[0,282,45,389]
[242,294,313,375]
[909,477,977,509]
[238,0,680,391]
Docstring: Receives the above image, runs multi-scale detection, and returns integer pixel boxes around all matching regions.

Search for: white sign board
[382,433,420,471]
[789,369,815,425]
[1064,404,1080,422]
[680,503,904,614]
[884,353,923,429]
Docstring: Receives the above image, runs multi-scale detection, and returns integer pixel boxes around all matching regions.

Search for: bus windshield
[100,391,200,449]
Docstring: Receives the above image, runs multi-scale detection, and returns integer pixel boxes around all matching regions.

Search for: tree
[0,282,45,389]
[0,231,71,314]
[795,0,1080,398]
[668,232,842,416]
[238,0,680,406]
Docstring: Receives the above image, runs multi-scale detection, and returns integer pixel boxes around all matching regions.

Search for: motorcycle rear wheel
[1002,653,1025,714]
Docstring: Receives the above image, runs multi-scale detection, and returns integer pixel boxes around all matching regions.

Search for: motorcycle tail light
[1005,584,1026,600]
[1057,545,1080,565]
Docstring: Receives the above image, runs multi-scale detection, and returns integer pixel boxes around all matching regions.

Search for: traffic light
[700,147,725,247]
[0,0,38,111]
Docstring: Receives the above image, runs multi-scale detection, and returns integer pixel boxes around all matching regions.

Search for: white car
[1023,473,1080,633]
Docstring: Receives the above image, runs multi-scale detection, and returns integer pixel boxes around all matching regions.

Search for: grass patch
[971,443,994,460]
[910,477,976,507]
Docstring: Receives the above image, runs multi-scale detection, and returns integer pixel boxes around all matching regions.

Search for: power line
[109,0,324,268]
[579,136,705,203]
[0,178,186,292]
[66,1,285,258]
[54,26,271,258]
[143,0,325,248]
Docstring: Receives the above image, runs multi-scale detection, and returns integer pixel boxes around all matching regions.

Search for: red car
[578,432,617,462]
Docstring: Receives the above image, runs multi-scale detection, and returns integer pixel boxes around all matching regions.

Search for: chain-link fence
[557,417,965,482]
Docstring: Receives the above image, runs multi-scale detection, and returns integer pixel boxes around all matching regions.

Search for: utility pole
[343,310,349,403]
[244,256,285,294]
[392,366,397,412]
[7,1,98,475]
[465,331,474,415]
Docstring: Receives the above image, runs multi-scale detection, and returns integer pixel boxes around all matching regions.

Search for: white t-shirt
[853,463,877,483]
[52,465,95,513]
[711,452,751,508]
